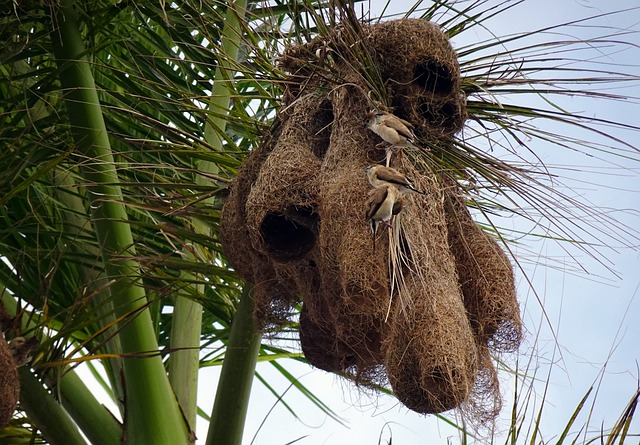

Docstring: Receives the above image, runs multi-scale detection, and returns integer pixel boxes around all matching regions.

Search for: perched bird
[365,184,403,251]
[364,165,424,195]
[364,110,417,166]
[8,336,37,367]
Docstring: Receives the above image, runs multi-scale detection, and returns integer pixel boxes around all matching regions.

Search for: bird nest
[221,18,521,420]
[0,333,19,428]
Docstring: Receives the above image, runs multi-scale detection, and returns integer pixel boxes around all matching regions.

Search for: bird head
[364,165,377,181]
[363,110,378,128]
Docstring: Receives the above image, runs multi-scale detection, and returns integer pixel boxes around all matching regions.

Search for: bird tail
[370,221,377,254]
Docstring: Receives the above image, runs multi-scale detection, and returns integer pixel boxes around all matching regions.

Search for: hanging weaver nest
[221,18,522,419]
[0,333,19,428]
[0,302,36,428]
[0,302,20,428]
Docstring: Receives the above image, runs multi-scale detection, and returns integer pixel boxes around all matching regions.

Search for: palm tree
[0,0,638,444]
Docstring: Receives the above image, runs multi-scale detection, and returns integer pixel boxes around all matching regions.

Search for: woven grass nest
[221,18,522,420]
[0,333,19,428]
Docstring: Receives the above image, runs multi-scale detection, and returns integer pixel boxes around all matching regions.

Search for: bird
[364,110,417,166]
[364,165,424,195]
[365,184,403,251]
[8,336,37,367]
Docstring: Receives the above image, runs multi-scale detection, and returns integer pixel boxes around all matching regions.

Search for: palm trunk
[52,168,125,415]
[19,368,89,445]
[50,1,188,443]
[206,286,261,445]
[168,267,203,440]
[196,1,263,444]
[168,0,251,434]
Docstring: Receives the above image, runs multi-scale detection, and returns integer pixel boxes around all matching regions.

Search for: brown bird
[364,110,417,166]
[9,336,37,367]
[364,165,424,195]
[365,184,403,251]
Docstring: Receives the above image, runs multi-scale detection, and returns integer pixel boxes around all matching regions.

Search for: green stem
[168,269,203,441]
[52,168,125,415]
[199,2,260,444]
[18,368,88,445]
[50,370,123,445]
[202,0,248,152]
[50,2,187,443]
[170,1,252,441]
[206,286,261,445]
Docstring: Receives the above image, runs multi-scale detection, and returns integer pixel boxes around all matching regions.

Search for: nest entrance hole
[260,205,319,260]
[414,60,454,95]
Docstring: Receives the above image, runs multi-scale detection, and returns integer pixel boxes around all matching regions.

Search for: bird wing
[392,195,404,215]
[396,115,414,129]
[375,167,411,188]
[365,186,389,221]
[383,115,415,140]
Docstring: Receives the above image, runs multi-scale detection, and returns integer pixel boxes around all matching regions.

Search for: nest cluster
[221,19,522,418]
[0,304,20,428]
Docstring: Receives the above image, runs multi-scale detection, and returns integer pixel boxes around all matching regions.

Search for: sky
[193,2,640,444]
[79,1,640,444]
